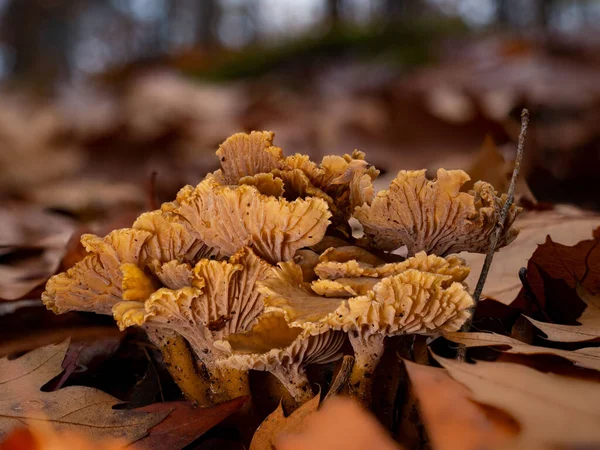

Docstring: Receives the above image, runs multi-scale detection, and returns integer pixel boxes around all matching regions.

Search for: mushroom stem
[209,366,251,404]
[148,330,212,406]
[271,365,315,410]
[348,331,386,407]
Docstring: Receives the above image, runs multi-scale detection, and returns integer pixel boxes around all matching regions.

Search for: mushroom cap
[214,131,283,185]
[314,251,470,282]
[259,259,474,338]
[353,169,520,255]
[214,313,345,372]
[132,210,217,263]
[42,229,151,315]
[113,247,272,362]
[146,259,195,290]
[173,175,331,264]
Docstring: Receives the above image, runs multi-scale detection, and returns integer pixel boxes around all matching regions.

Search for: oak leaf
[0,341,167,444]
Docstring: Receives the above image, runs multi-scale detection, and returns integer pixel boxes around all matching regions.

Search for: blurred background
[2,0,600,303]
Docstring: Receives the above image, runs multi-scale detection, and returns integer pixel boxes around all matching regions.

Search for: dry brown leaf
[0,206,75,300]
[525,285,600,343]
[0,340,167,444]
[276,397,401,450]
[434,354,600,449]
[462,207,600,304]
[249,393,320,450]
[444,331,600,371]
[404,360,516,450]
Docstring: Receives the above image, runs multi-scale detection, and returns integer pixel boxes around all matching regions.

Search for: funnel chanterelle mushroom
[41,130,520,411]
[259,252,474,405]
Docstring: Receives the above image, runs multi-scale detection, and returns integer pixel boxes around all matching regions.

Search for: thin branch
[457,109,529,360]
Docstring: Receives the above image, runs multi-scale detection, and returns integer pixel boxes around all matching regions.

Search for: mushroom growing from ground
[41,129,520,414]
[214,312,345,409]
[113,246,271,403]
[259,254,474,405]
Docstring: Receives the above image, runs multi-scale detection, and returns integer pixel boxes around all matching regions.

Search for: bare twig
[457,109,529,360]
[323,355,355,403]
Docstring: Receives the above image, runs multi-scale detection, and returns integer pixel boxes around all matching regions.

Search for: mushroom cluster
[42,131,520,408]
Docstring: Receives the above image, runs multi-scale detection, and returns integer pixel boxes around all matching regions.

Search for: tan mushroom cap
[147,259,195,290]
[214,131,283,185]
[214,313,345,373]
[354,169,520,255]
[42,229,151,315]
[259,261,474,337]
[238,173,285,197]
[173,175,331,264]
[113,247,272,364]
[314,251,470,282]
[133,210,217,263]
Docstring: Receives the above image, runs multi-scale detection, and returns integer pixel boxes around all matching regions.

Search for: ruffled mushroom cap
[259,259,474,405]
[113,247,272,402]
[314,251,470,281]
[42,229,151,314]
[213,131,283,185]
[353,169,520,255]
[132,210,218,263]
[172,176,331,264]
[214,312,345,406]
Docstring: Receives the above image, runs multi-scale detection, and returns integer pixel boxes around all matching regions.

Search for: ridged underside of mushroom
[260,261,474,337]
[354,169,520,255]
[173,176,332,263]
[214,313,345,372]
[113,247,272,361]
[42,229,151,315]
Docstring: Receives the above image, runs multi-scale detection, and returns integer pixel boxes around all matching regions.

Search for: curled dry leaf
[444,331,600,371]
[525,285,600,343]
[0,205,75,300]
[433,354,600,449]
[354,169,519,256]
[0,340,167,444]
[404,360,516,450]
[249,392,320,450]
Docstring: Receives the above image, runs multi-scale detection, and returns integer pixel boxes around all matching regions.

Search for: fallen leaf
[0,340,167,443]
[249,393,320,450]
[462,207,600,304]
[276,397,401,450]
[0,205,75,300]
[135,397,249,450]
[404,360,516,450]
[444,332,600,371]
[525,285,600,343]
[434,354,600,449]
